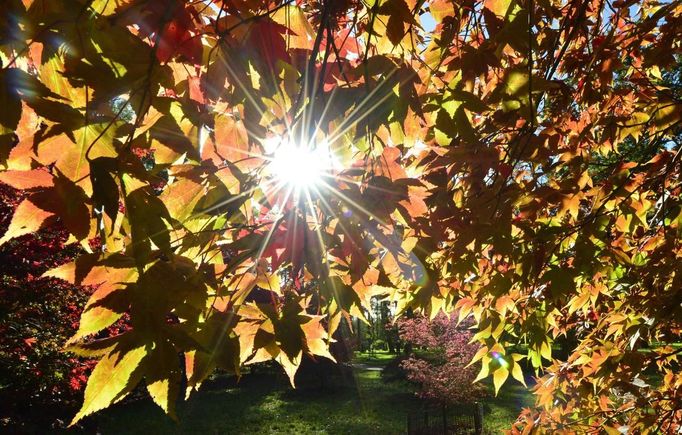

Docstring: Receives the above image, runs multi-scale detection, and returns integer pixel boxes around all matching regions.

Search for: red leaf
[247,19,291,71]
[155,7,202,65]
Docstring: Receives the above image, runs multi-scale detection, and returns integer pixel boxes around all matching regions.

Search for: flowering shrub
[0,184,93,429]
[398,313,487,405]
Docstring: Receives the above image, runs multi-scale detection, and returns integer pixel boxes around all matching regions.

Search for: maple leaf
[247,19,291,72]
[1,1,681,431]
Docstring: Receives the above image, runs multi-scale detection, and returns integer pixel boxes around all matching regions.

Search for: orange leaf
[0,169,53,189]
[0,198,53,246]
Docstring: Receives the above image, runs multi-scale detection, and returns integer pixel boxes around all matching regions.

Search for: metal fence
[407,403,484,435]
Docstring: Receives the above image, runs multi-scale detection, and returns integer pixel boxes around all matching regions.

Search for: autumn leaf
[31,175,92,241]
[247,18,291,71]
[492,366,509,395]
[71,343,147,426]
[0,198,54,246]
[484,0,513,17]
[0,169,54,189]
[146,339,182,420]
[2,0,681,430]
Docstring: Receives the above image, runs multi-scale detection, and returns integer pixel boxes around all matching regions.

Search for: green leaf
[504,69,529,98]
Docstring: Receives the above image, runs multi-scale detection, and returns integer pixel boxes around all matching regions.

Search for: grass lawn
[482,382,535,433]
[95,352,533,434]
[352,351,398,365]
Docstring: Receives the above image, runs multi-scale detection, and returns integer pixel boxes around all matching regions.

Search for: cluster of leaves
[398,313,488,404]
[1,0,681,432]
[0,183,95,430]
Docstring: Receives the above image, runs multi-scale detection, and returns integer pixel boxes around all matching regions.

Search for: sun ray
[215,54,268,122]
[323,68,400,145]
[252,183,295,271]
[303,186,330,269]
[316,177,391,228]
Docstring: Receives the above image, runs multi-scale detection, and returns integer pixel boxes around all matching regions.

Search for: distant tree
[398,313,488,405]
[0,185,94,431]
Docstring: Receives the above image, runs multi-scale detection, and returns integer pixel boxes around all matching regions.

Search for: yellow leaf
[618,111,650,142]
[0,198,53,246]
[255,269,281,295]
[276,351,302,388]
[91,0,135,15]
[567,290,591,315]
[271,5,314,50]
[302,318,336,363]
[146,341,182,420]
[511,361,526,387]
[70,345,147,426]
[560,193,582,219]
[74,307,124,343]
[430,0,455,21]
[653,103,680,132]
[494,295,515,316]
[468,346,489,366]
[484,0,513,17]
[471,324,492,342]
[159,175,205,223]
[473,359,490,383]
[540,340,552,360]
[429,296,445,319]
[493,366,509,395]
[68,265,137,342]
[36,124,118,195]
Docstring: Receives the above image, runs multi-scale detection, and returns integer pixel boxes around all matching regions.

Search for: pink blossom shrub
[397,312,487,404]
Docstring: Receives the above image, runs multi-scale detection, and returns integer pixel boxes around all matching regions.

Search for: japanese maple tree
[1,0,681,432]
[398,313,488,404]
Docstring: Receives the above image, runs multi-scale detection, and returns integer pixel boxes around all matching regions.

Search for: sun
[264,135,338,192]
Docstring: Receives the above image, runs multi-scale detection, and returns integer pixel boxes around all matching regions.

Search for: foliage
[398,313,488,404]
[1,0,681,432]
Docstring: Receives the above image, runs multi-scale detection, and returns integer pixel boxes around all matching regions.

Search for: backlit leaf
[71,343,147,425]
[0,197,53,246]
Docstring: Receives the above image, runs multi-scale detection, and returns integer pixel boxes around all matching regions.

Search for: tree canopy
[1,0,681,431]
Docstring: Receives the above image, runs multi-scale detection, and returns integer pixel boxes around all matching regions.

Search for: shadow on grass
[94,353,536,434]
[95,368,421,434]
[481,377,536,433]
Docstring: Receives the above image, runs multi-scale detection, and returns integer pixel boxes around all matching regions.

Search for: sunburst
[263,135,340,195]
